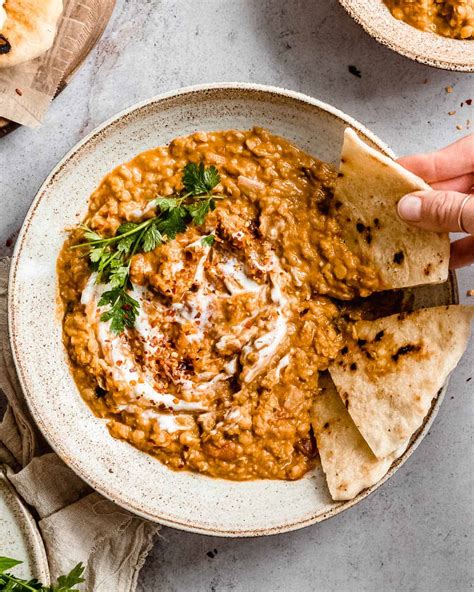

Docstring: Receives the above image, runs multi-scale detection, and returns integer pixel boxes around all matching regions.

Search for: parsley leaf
[158,206,188,239]
[89,244,108,264]
[201,234,215,247]
[141,222,163,252]
[153,196,181,211]
[187,198,215,226]
[142,224,165,253]
[116,234,136,255]
[183,162,220,195]
[79,224,102,242]
[117,221,139,234]
[99,288,140,334]
[0,558,22,573]
[52,563,86,592]
[109,263,130,289]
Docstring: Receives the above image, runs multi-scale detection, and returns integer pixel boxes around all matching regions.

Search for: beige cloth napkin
[0,257,160,590]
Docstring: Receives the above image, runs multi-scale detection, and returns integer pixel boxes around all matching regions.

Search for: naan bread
[334,128,449,290]
[311,374,408,501]
[0,0,63,68]
[329,305,473,459]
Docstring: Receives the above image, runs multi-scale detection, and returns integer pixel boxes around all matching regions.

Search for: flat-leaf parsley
[0,556,85,591]
[73,163,222,334]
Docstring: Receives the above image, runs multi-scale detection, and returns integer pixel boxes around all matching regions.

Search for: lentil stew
[57,128,381,481]
[384,0,474,39]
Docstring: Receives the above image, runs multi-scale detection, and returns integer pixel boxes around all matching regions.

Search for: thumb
[397,190,474,234]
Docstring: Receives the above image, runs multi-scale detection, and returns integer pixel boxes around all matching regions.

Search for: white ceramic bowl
[338,0,474,72]
[9,84,458,536]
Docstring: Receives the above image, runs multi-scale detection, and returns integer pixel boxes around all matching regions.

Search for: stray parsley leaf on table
[0,556,85,591]
[72,162,223,334]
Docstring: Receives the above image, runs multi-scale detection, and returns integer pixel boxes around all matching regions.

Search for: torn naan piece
[0,0,63,68]
[312,374,408,501]
[334,128,449,290]
[330,305,474,459]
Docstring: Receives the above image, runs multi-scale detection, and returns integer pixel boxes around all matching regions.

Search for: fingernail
[398,194,422,222]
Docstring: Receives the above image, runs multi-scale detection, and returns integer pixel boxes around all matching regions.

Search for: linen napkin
[0,256,160,591]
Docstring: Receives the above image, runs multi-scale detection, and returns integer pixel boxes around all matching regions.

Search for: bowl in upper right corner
[338,0,474,72]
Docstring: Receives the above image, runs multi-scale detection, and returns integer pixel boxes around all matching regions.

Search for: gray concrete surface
[0,1,472,591]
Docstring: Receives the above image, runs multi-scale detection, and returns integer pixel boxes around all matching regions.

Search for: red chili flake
[466,99,472,106]
[15,88,23,96]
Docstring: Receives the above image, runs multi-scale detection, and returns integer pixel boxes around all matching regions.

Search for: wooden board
[0,0,116,137]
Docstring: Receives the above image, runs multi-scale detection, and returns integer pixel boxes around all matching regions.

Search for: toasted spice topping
[95,386,107,398]
[374,330,385,342]
[393,251,404,264]
[391,344,421,362]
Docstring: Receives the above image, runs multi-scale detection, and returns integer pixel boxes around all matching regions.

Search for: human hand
[397,134,474,269]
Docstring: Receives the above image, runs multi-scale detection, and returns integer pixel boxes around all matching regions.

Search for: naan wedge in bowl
[334,128,450,290]
[0,0,63,68]
[311,373,408,501]
[329,305,474,459]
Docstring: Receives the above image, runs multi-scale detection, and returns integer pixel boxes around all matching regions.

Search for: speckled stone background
[0,1,472,591]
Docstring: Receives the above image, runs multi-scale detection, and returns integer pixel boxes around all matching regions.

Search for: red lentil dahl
[57,128,380,481]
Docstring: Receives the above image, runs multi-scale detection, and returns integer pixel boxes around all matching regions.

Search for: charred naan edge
[0,0,63,68]
[329,305,474,459]
[334,128,449,290]
[311,374,408,501]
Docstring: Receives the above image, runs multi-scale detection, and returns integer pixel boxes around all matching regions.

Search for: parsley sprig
[0,556,85,591]
[73,162,222,334]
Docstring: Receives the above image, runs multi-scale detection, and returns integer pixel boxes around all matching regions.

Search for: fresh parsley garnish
[73,163,222,334]
[201,234,215,247]
[182,162,220,195]
[98,288,140,335]
[0,556,85,591]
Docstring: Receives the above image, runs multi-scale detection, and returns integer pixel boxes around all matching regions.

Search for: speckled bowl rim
[8,83,459,536]
[338,0,474,72]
